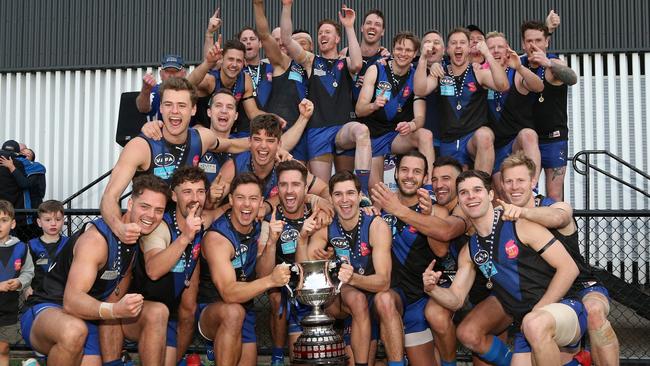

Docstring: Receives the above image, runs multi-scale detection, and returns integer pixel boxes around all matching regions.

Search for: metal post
[584,153,591,263]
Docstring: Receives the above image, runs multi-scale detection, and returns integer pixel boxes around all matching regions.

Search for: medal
[486,279,493,289]
[456,102,462,111]
[397,106,402,113]
[184,279,191,287]
[538,95,545,103]
[253,91,257,97]
[333,81,338,88]
[358,268,365,275]
[114,286,120,296]
[496,105,501,112]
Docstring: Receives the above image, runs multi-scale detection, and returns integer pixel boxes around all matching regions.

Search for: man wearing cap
[0,140,27,214]
[136,54,187,121]
[467,25,486,65]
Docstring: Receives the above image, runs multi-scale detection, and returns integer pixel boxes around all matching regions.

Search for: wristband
[99,302,115,320]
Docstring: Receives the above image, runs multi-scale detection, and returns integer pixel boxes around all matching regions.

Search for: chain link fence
[9,209,650,361]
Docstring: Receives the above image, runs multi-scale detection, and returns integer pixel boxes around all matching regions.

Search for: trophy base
[292,323,347,366]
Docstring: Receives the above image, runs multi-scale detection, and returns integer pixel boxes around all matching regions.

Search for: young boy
[0,200,34,366]
[26,200,67,296]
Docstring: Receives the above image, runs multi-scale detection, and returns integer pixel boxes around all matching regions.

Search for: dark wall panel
[0,0,645,72]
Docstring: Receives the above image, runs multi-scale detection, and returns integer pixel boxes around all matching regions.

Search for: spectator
[0,141,46,241]
[0,141,25,210]
[0,200,35,366]
[136,54,187,121]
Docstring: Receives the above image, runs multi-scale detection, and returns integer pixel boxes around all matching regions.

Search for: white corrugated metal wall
[1,54,649,210]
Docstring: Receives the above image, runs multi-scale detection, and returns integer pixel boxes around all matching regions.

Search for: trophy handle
[328,258,347,294]
[292,263,304,291]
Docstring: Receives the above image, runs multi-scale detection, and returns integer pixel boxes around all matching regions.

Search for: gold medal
[486,279,493,289]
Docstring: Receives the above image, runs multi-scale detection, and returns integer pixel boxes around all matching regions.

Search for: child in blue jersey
[0,200,34,365]
[26,200,68,297]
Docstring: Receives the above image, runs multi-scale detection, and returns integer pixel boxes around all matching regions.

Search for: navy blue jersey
[521,54,568,143]
[0,241,28,324]
[535,195,598,288]
[139,128,203,183]
[28,236,69,293]
[274,203,312,264]
[364,63,416,138]
[30,219,137,306]
[198,151,232,183]
[267,61,309,128]
[487,68,536,147]
[468,210,570,325]
[436,65,488,142]
[382,203,436,305]
[131,212,202,316]
[233,62,274,136]
[233,151,278,199]
[198,213,260,306]
[308,56,355,128]
[352,51,385,101]
[327,211,375,276]
[424,59,448,142]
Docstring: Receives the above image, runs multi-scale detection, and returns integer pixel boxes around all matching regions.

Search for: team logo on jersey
[473,249,489,265]
[266,72,273,82]
[402,86,411,98]
[14,259,22,271]
[336,61,344,71]
[191,243,201,260]
[382,214,397,227]
[269,186,279,198]
[467,82,477,93]
[330,237,348,249]
[505,240,519,259]
[377,81,392,93]
[192,155,200,167]
[360,242,371,256]
[235,92,243,101]
[408,225,417,233]
[154,153,175,166]
[281,229,300,243]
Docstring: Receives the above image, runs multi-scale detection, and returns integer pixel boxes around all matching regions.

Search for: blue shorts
[20,303,100,356]
[494,139,515,173]
[439,132,474,166]
[307,126,342,160]
[287,302,312,335]
[166,319,178,347]
[539,140,568,169]
[513,298,587,353]
[371,131,398,157]
[403,296,429,335]
[578,283,610,303]
[197,303,257,343]
[291,132,309,162]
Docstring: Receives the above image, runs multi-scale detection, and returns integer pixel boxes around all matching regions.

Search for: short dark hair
[230,172,264,196]
[237,26,259,40]
[318,19,342,37]
[170,166,209,191]
[0,200,15,220]
[209,88,236,106]
[277,160,308,184]
[456,170,492,193]
[38,200,64,217]
[447,27,470,43]
[422,29,442,40]
[250,114,283,140]
[329,171,360,196]
[160,77,198,106]
[363,9,385,28]
[392,31,420,51]
[396,151,428,177]
[223,39,247,56]
[433,156,463,175]
[520,20,550,39]
[131,174,170,201]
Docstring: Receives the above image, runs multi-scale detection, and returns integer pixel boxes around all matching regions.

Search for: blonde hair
[500,150,536,178]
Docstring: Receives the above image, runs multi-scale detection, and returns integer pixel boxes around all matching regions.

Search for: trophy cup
[289,259,347,365]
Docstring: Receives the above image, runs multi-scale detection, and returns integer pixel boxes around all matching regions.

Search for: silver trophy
[289,259,347,365]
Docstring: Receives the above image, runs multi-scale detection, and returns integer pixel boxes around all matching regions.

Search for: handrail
[572,150,650,199]
[570,150,650,262]
[61,169,113,206]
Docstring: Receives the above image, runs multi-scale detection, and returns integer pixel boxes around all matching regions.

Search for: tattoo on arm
[550,62,577,85]
[552,166,566,180]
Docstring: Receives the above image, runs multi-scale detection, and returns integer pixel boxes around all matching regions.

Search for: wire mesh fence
[9,209,650,361]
